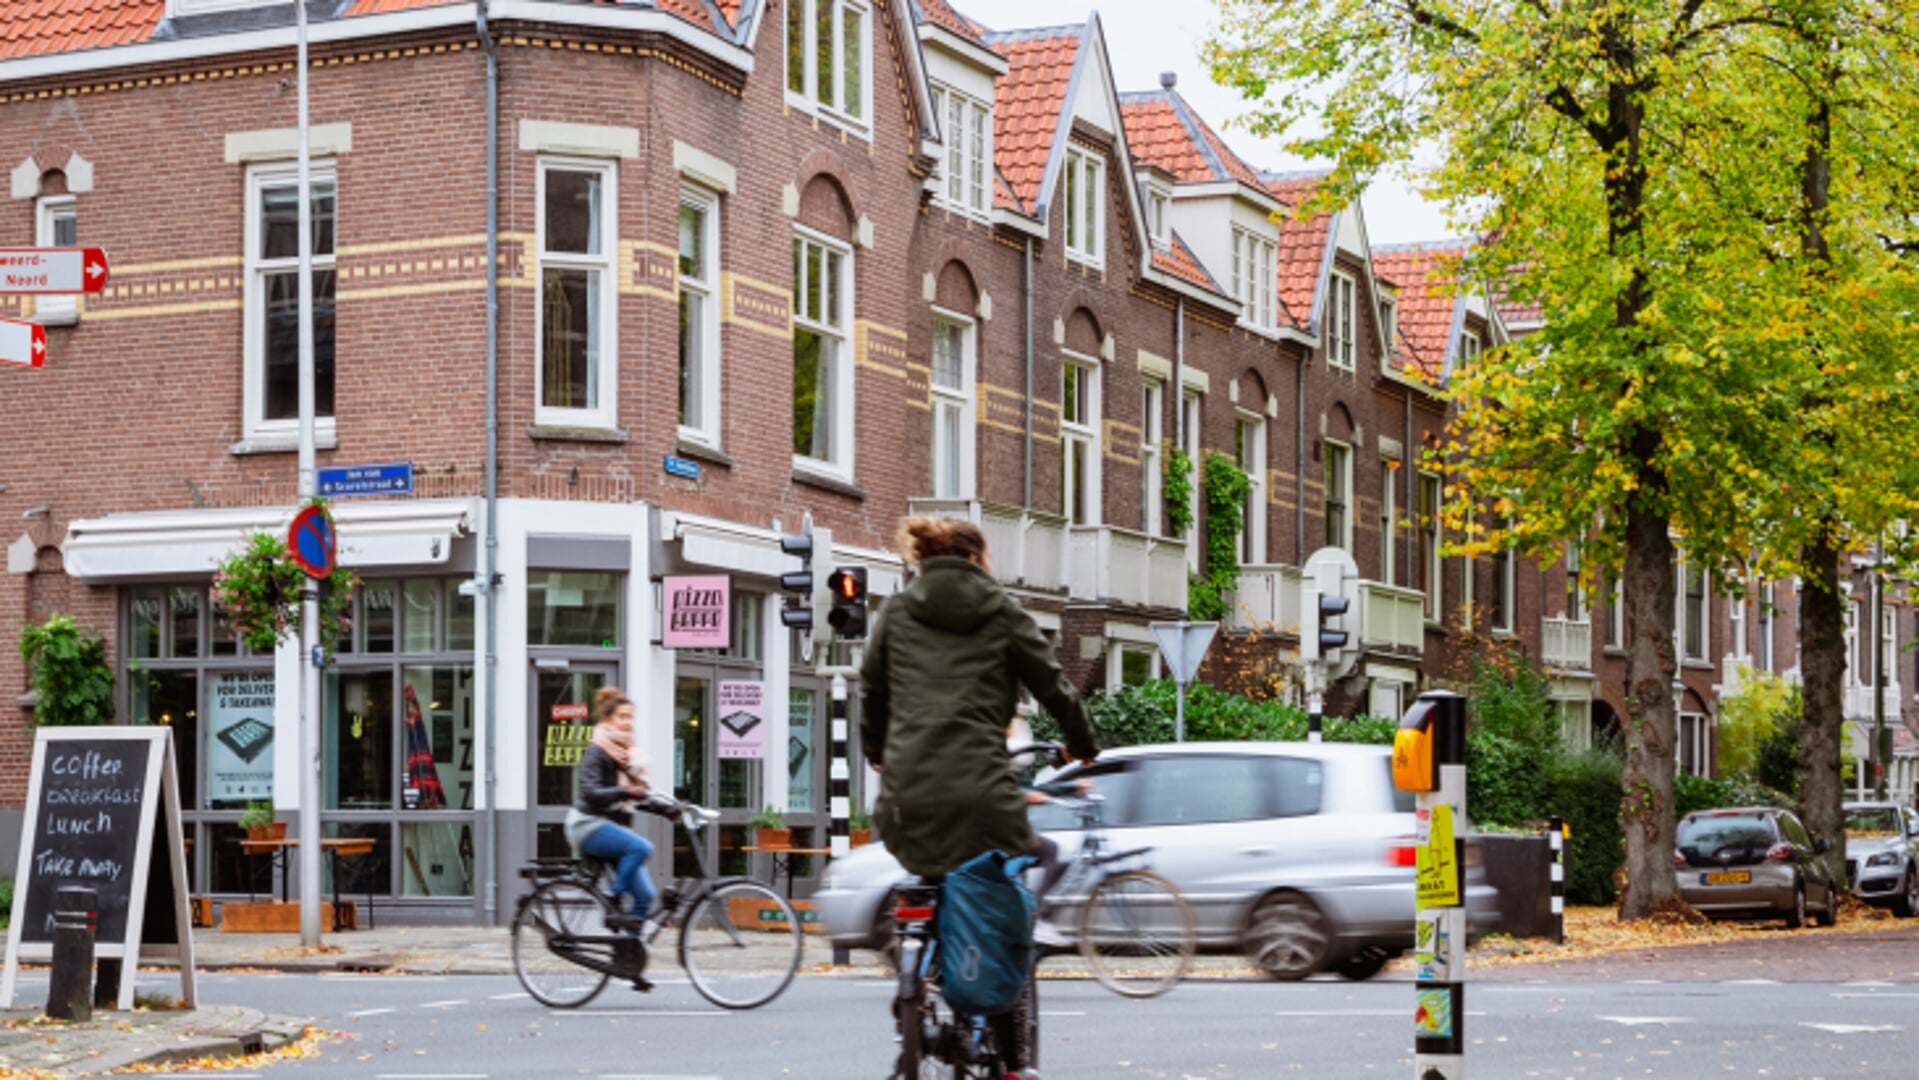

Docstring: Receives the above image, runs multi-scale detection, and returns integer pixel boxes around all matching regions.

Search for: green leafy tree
[1716,665,1795,780]
[18,614,115,727]
[1188,450,1251,620]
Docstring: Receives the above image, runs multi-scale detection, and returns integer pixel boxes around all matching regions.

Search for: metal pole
[829,667,852,965]
[475,0,501,927]
[1547,815,1565,946]
[1413,691,1468,1079]
[1872,539,1887,800]
[295,0,323,947]
[1175,679,1186,743]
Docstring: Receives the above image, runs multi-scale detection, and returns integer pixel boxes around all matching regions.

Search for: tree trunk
[1618,493,1680,918]
[1797,533,1848,884]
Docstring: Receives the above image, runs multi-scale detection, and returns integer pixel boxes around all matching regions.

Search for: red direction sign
[0,316,47,368]
[0,247,110,294]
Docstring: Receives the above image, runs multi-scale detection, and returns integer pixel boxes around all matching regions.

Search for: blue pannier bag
[937,849,1036,1016]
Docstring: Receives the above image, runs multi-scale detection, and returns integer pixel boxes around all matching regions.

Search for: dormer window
[1380,293,1398,354]
[1064,147,1103,266]
[1231,227,1276,331]
[786,0,870,134]
[1327,270,1356,370]
[1147,189,1169,243]
[930,83,990,218]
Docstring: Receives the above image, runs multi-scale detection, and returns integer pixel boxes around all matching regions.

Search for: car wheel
[1784,881,1807,930]
[1333,946,1394,981]
[1815,881,1838,927]
[1243,891,1332,981]
[1894,869,1919,920]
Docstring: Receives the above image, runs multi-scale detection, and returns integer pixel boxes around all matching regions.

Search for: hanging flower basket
[212,503,358,658]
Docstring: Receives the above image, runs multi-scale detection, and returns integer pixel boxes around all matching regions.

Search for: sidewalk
[0,1003,310,1077]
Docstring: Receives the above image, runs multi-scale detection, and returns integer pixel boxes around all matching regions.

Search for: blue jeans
[580,822,657,920]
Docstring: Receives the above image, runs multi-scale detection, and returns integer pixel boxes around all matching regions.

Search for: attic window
[930,84,990,218]
[1147,190,1169,243]
[1064,147,1103,266]
[1379,294,1397,354]
[1327,271,1356,370]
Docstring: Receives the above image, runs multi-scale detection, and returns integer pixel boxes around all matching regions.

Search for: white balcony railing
[905,498,1068,593]
[1358,580,1425,652]
[1541,616,1593,670]
[1844,683,1903,720]
[1227,564,1303,632]
[1064,524,1188,609]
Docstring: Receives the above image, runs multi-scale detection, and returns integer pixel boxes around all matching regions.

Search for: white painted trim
[917,23,1010,76]
[224,122,352,164]
[676,184,722,448]
[518,119,639,160]
[672,140,737,194]
[1107,622,1156,645]
[242,158,338,443]
[533,155,620,431]
[9,157,37,200]
[1180,366,1209,394]
[1136,348,1172,381]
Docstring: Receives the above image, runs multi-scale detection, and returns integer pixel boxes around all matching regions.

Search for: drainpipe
[1295,349,1306,564]
[477,0,501,926]
[1172,299,1184,455]
[1403,390,1413,587]
[1023,236,1035,508]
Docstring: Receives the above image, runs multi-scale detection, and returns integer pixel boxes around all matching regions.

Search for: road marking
[1843,980,1895,987]
[599,1075,724,1080]
[1832,992,1919,999]
[857,981,896,988]
[1039,1010,1085,1017]
[1596,1016,1693,1026]
[374,1075,490,1079]
[1724,979,1779,985]
[348,1008,397,1019]
[488,992,530,1001]
[1275,1010,1487,1017]
[555,1010,730,1017]
[418,999,470,1009]
[1803,1022,1904,1035]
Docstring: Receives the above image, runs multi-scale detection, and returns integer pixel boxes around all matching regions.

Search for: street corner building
[0,0,1913,924]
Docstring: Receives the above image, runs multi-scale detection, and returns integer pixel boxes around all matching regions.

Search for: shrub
[1754,683,1805,795]
[18,614,115,727]
[1718,666,1795,778]
[1466,730,1552,829]
[1544,750,1626,905]
[0,878,11,929]
[1027,679,1395,748]
[1674,771,1738,818]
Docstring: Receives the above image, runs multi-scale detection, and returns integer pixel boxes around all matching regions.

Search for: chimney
[1159,71,1177,91]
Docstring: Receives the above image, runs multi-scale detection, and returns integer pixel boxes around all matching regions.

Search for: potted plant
[212,502,359,661]
[239,799,285,842]
[849,808,874,848]
[750,806,791,850]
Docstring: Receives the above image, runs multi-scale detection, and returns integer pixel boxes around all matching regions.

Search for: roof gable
[1371,241,1467,383]
[1117,88,1260,189]
[980,23,1083,216]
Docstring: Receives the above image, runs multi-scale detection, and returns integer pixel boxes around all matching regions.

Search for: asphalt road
[37,967,1919,1079]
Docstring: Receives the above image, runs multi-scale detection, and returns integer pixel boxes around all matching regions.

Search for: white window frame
[1379,293,1397,355]
[784,0,872,136]
[1605,575,1625,649]
[1678,562,1708,662]
[1492,523,1515,634]
[535,156,619,430]
[1729,589,1746,659]
[930,84,990,219]
[792,227,856,480]
[1379,460,1397,586]
[243,159,338,441]
[1677,711,1710,777]
[1181,391,1202,570]
[1107,643,1161,690]
[1846,598,1862,686]
[1458,329,1483,366]
[1565,540,1585,621]
[1419,471,1442,621]
[1323,439,1352,552]
[1757,583,1775,671]
[1231,227,1276,331]
[1063,147,1104,267]
[34,194,77,322]
[1140,379,1164,535]
[929,308,977,499]
[677,185,721,447]
[1060,350,1102,525]
[1881,606,1896,688]
[1236,410,1267,564]
[1147,189,1169,243]
[1326,270,1356,370]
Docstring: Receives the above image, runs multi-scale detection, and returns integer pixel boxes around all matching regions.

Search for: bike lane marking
[418,1000,470,1008]
[348,1008,397,1018]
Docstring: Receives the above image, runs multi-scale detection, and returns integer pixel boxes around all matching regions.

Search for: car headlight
[1867,853,1899,868]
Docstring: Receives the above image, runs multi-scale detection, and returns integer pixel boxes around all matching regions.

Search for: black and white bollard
[48,886,97,1021]
[1395,691,1467,1080]
[1547,815,1566,946]
[828,668,852,965]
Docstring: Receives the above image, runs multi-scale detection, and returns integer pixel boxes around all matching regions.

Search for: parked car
[814,741,1498,981]
[1675,807,1839,927]
[1843,801,1919,918]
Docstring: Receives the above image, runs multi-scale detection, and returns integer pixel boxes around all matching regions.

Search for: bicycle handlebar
[1008,741,1075,768]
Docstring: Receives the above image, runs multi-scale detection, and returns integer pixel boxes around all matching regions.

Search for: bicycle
[890,874,1038,1079]
[1040,786,1196,999]
[511,802,803,1010]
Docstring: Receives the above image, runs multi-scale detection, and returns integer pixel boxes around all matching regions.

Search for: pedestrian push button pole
[48,886,97,1021]
[1395,691,1468,1080]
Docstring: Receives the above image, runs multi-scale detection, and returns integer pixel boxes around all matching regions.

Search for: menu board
[1,727,196,1010]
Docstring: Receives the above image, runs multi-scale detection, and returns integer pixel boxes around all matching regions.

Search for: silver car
[815,741,1495,980]
[1675,807,1839,927]
[1843,802,1919,917]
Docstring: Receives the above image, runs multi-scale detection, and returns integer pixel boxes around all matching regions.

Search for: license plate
[1702,871,1751,885]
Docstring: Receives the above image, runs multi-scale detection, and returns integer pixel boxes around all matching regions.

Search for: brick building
[0,0,1910,923]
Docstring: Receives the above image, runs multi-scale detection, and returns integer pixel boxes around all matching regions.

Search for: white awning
[663,510,903,595]
[62,499,477,582]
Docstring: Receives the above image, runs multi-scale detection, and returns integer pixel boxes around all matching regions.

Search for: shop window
[401,666,475,810]
[527,571,621,647]
[327,669,394,810]
[245,161,336,438]
[203,669,274,811]
[132,669,200,810]
[674,676,707,804]
[362,580,397,654]
[402,821,473,897]
[169,587,201,658]
[130,587,163,659]
[787,687,819,814]
[448,584,476,651]
[403,579,439,653]
[326,822,392,899]
[536,669,608,808]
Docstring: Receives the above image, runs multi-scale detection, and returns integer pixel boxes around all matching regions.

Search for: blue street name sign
[317,462,414,498]
[663,455,701,480]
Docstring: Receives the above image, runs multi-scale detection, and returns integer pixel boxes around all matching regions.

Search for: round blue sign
[288,505,336,579]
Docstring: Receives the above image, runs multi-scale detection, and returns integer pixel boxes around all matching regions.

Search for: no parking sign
[287,504,337,578]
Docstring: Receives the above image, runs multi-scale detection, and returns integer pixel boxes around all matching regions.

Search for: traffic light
[1316,593,1350,655]
[827,566,868,639]
[780,522,833,639]
[1298,545,1359,677]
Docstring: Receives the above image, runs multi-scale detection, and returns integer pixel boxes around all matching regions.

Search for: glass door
[531,663,617,858]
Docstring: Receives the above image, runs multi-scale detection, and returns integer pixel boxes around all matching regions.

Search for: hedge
[1027,679,1397,748]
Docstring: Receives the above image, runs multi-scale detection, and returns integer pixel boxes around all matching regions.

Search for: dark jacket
[575,743,677,830]
[860,556,1096,876]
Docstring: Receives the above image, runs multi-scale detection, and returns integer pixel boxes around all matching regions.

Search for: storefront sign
[787,690,815,813]
[662,575,729,648]
[317,462,414,498]
[717,681,765,759]
[207,671,276,802]
[543,704,593,768]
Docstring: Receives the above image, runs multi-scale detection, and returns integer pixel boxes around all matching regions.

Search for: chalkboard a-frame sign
[0,726,197,1010]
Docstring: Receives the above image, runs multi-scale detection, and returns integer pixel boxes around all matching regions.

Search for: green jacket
[860,556,1097,876]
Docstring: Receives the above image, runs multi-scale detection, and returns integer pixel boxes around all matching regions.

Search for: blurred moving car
[1675,806,1838,928]
[815,741,1497,981]
[1842,801,1919,918]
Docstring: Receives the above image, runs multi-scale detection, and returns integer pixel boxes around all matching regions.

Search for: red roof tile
[914,0,988,50]
[1263,171,1334,332]
[1118,90,1260,188]
[0,0,163,61]
[1151,230,1225,295]
[981,25,1082,215]
[1371,241,1468,382]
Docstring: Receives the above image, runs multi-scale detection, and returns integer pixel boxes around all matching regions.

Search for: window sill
[783,94,874,142]
[528,424,629,445]
[1682,659,1715,672]
[33,309,78,328]
[1603,647,1627,658]
[228,429,339,456]
[674,438,734,470]
[791,467,866,501]
[1066,252,1103,272]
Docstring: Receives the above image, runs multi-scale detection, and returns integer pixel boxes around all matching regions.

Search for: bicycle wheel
[512,879,616,1008]
[678,879,803,1009]
[1076,868,1196,998]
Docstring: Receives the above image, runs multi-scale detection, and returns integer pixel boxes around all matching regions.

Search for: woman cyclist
[565,687,678,929]
[861,517,1098,1079]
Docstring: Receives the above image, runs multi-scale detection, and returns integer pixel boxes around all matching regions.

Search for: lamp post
[295,0,323,947]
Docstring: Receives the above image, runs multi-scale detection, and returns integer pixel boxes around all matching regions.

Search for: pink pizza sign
[662,575,730,648]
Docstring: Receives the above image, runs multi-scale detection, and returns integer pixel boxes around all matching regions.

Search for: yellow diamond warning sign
[1415,803,1461,910]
